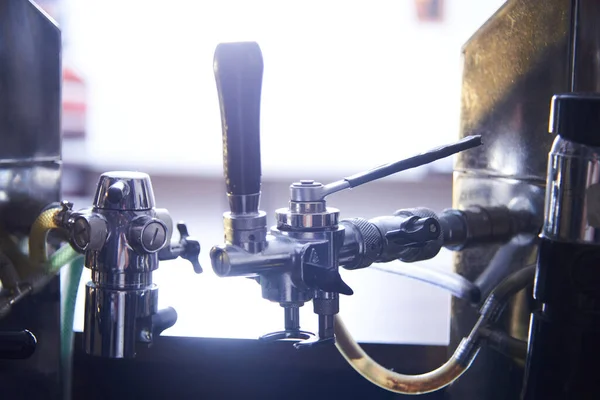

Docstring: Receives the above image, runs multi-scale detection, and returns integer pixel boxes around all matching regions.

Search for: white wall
[60,0,505,178]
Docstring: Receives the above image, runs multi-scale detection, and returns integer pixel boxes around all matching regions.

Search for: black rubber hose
[482,264,536,319]
[474,236,537,302]
[479,326,528,361]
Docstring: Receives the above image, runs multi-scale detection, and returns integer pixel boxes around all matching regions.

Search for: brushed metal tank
[449,1,573,399]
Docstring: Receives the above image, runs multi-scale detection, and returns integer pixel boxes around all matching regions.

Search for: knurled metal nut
[313,298,340,315]
[344,218,381,268]
[276,210,339,229]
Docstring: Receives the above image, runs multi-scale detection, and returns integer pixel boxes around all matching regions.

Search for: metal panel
[450,1,572,399]
[0,0,62,398]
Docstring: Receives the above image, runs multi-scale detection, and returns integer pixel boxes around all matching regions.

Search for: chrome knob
[70,214,108,252]
[128,216,168,254]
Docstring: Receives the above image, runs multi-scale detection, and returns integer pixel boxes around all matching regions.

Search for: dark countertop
[72,334,447,400]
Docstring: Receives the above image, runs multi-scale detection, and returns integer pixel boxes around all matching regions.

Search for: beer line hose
[334,264,535,394]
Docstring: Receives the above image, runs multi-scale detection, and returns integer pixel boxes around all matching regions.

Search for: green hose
[48,244,81,275]
[47,245,84,400]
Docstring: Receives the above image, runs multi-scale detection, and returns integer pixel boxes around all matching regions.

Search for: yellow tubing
[334,315,470,395]
[29,206,63,268]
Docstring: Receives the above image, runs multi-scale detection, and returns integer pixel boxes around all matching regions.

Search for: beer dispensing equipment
[209,41,540,396]
[0,3,201,398]
[210,42,484,348]
[209,1,600,395]
[5,1,600,399]
[56,171,202,358]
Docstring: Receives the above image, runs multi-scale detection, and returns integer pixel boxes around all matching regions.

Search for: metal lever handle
[176,223,202,274]
[138,307,178,344]
[214,42,264,213]
[152,307,178,337]
[158,223,202,274]
[294,135,483,202]
[339,135,482,190]
[0,330,36,359]
[385,216,440,246]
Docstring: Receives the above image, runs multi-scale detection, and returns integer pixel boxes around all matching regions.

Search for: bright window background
[60,0,505,345]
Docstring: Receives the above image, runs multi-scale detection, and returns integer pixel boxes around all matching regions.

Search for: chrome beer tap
[210,42,482,348]
[58,171,201,358]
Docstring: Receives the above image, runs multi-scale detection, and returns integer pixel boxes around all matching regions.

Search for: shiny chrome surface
[275,207,340,230]
[93,171,155,211]
[74,172,174,358]
[84,283,158,358]
[223,211,268,253]
[228,193,260,215]
[543,137,600,243]
[278,184,341,230]
[452,2,573,398]
[211,235,295,278]
[289,201,326,214]
[91,271,153,289]
[71,213,108,252]
[289,180,351,202]
[83,210,161,275]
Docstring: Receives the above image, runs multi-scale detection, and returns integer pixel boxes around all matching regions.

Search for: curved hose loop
[334,264,537,395]
[0,244,83,318]
[29,205,69,269]
[334,316,474,395]
[478,264,536,326]
[474,235,538,303]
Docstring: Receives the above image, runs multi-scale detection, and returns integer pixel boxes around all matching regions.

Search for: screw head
[300,180,315,185]
[72,217,91,250]
[141,221,167,252]
[429,223,438,233]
